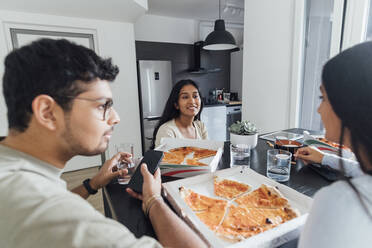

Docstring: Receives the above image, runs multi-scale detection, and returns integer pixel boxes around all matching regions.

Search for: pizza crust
[214,176,252,199]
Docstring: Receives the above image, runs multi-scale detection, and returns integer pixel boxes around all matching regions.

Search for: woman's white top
[322,153,364,177]
[154,119,208,147]
[299,174,372,248]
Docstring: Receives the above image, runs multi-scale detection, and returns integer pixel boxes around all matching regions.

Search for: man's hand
[126,164,161,203]
[127,165,206,248]
[295,146,324,165]
[90,152,132,190]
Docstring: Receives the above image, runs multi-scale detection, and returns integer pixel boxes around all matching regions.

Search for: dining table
[102,128,332,247]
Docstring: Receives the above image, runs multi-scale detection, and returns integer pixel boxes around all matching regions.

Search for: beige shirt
[0,144,161,248]
[155,119,208,147]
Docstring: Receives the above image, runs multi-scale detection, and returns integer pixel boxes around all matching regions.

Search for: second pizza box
[162,167,313,247]
[155,137,224,178]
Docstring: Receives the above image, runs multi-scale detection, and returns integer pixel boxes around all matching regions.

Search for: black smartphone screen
[128,150,163,193]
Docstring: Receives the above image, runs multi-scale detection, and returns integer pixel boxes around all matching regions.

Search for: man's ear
[31,95,61,131]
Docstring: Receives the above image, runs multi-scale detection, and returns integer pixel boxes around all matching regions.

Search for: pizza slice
[235,184,289,209]
[215,224,262,241]
[214,176,252,199]
[220,205,261,230]
[225,205,297,228]
[249,207,298,225]
[179,187,228,211]
[195,202,228,231]
[186,158,207,166]
[193,148,217,160]
[169,146,194,157]
[162,151,185,164]
[216,205,298,240]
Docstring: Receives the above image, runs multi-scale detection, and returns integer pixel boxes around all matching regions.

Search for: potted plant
[229,120,258,148]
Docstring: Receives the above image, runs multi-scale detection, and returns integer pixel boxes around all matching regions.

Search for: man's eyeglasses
[55,96,114,121]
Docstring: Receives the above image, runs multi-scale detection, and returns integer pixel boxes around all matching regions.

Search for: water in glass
[230,144,251,168]
[266,149,292,182]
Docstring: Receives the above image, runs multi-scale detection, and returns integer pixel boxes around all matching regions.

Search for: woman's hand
[126,164,162,203]
[295,146,324,165]
[90,152,132,190]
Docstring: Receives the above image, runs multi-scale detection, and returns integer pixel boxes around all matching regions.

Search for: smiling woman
[152,79,208,149]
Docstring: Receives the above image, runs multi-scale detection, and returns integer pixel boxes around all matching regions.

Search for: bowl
[274,140,304,161]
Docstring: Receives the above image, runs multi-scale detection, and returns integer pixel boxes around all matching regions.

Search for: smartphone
[128,150,164,193]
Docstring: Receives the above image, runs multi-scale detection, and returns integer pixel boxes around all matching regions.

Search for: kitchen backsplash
[135,41,231,100]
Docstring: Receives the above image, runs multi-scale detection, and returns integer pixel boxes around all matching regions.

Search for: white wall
[135,14,244,46]
[241,0,305,133]
[134,14,197,44]
[0,10,142,172]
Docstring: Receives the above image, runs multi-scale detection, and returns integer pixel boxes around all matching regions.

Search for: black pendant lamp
[203,0,237,50]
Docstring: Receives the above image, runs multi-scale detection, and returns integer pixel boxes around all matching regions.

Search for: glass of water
[115,143,136,184]
[266,149,292,182]
[230,144,251,169]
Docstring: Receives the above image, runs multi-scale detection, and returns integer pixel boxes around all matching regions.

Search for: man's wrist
[89,177,100,191]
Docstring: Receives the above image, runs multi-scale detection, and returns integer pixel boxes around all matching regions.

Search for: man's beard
[61,116,108,157]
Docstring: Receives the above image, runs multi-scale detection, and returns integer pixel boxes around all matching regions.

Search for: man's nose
[108,108,120,125]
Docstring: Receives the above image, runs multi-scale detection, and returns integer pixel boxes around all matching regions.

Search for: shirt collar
[0,144,64,183]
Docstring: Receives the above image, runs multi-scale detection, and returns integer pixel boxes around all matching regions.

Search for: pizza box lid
[303,132,354,158]
[155,138,224,178]
[162,167,313,247]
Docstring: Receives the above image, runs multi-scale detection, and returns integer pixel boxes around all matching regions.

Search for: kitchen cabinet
[201,105,227,142]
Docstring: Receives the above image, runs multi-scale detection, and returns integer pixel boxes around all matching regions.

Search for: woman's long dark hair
[151,79,203,149]
[322,41,372,218]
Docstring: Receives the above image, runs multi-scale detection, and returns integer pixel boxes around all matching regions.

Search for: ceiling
[0,0,244,24]
[147,0,245,24]
[0,0,147,23]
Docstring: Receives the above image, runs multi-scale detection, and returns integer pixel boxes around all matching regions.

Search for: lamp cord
[219,0,221,19]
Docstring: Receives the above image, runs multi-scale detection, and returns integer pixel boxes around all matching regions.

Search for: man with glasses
[0,39,205,248]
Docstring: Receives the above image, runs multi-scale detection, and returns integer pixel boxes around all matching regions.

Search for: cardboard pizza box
[303,132,354,159]
[162,167,313,247]
[155,137,224,178]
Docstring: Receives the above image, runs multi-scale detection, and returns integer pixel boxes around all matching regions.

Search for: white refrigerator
[137,60,172,152]
[230,50,243,100]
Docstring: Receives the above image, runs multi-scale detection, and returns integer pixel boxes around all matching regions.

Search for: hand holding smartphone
[128,150,163,193]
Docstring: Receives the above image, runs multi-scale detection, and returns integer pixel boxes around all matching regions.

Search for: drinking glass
[266,149,292,182]
[230,144,251,170]
[115,143,136,184]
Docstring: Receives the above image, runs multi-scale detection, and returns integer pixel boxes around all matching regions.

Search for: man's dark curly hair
[2,38,119,132]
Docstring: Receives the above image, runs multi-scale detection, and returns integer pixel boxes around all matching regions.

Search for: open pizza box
[154,137,224,178]
[303,131,354,159]
[162,167,313,248]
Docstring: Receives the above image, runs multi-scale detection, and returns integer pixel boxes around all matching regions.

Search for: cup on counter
[223,92,231,103]
[266,149,292,182]
[114,143,136,184]
[230,144,251,169]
